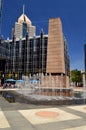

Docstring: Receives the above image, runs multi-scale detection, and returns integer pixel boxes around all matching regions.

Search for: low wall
[34,88,73,97]
[3,91,86,105]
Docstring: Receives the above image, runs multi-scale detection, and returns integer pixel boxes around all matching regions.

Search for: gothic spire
[23,4,25,15]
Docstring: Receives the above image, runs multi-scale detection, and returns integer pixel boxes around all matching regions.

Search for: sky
[1,0,86,71]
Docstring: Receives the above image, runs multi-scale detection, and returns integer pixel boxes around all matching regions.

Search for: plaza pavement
[0,95,86,130]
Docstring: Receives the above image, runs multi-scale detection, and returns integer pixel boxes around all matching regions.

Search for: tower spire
[23,4,25,15]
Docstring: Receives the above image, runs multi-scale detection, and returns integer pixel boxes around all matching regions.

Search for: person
[5,83,8,88]
[9,83,12,88]
[3,83,8,89]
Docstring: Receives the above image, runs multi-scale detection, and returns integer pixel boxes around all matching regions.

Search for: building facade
[6,31,48,79]
[84,44,86,71]
[0,9,70,88]
[4,17,70,88]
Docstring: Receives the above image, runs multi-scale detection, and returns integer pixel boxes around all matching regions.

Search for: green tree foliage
[70,69,82,86]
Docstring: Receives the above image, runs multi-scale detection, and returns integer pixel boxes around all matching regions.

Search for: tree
[70,69,82,86]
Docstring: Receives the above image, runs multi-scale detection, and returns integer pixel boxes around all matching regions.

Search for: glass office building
[0,17,70,87]
[6,30,48,78]
[84,44,86,71]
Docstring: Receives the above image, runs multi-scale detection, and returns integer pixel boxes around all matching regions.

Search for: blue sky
[1,0,86,70]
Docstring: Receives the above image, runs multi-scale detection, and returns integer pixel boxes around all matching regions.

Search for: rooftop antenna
[23,4,25,15]
[23,4,26,22]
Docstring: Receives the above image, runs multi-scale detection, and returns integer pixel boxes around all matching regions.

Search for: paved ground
[0,95,86,130]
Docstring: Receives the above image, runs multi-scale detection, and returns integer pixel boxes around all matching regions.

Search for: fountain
[8,71,86,105]
[18,73,73,101]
